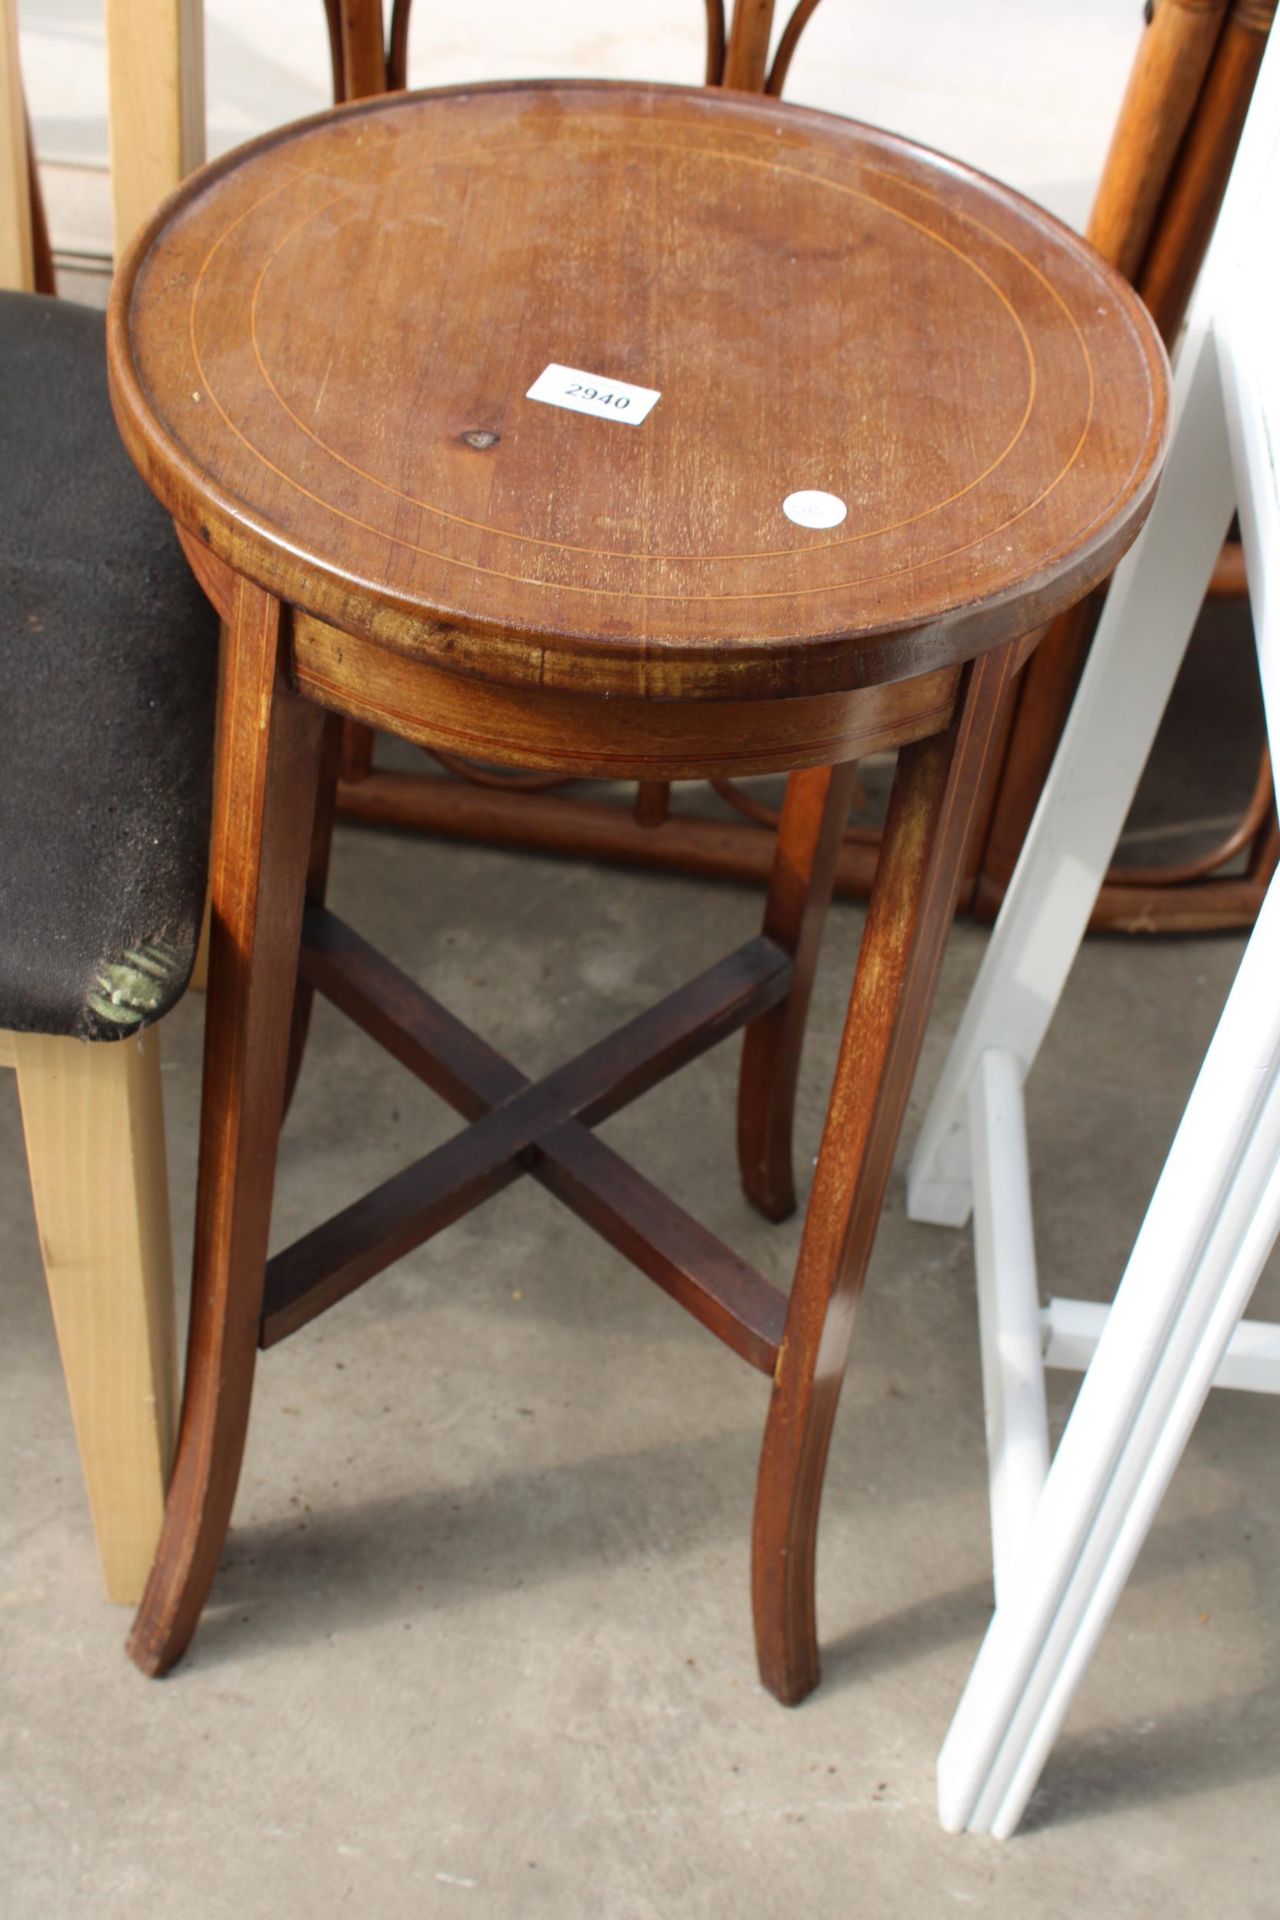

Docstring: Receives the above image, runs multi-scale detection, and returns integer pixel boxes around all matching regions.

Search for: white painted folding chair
[905,30,1280,1839]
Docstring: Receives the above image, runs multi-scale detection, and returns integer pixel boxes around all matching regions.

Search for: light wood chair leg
[737,761,859,1222]
[128,579,324,1677]
[10,1024,177,1604]
[751,645,1018,1704]
[105,0,205,260]
[938,873,1280,1835]
[0,0,35,293]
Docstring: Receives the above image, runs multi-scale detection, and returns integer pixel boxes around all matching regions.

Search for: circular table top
[109,81,1168,702]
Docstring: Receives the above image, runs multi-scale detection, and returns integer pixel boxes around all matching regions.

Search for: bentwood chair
[329,1,1276,937]
[908,29,1280,1837]
[0,0,215,1601]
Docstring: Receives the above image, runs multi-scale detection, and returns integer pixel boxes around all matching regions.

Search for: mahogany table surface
[106,77,1173,1695]
[107,80,1169,708]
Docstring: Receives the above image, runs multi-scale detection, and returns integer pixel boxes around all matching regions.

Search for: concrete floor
[5,2,1280,1913]
[3,820,1279,1915]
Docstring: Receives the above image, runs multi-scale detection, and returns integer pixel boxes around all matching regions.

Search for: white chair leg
[1043,1296,1280,1393]
[907,319,1237,1231]
[968,1048,1049,1604]
[938,874,1280,1836]
[11,1025,177,1603]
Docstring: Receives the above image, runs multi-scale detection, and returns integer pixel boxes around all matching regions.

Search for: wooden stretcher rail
[261,911,791,1369]
[335,769,885,898]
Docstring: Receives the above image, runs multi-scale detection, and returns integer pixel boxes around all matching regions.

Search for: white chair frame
[907,30,1280,1839]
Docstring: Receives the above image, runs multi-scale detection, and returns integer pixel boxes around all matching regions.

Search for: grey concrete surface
[3,818,1278,1916]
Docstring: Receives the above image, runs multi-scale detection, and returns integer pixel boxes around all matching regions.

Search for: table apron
[286,610,961,781]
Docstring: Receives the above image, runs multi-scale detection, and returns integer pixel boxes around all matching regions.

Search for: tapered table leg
[284,712,343,1116]
[738,762,859,1221]
[127,579,324,1677]
[752,644,1017,1705]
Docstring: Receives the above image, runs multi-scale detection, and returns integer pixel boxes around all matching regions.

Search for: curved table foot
[129,581,324,1676]
[751,648,1017,1703]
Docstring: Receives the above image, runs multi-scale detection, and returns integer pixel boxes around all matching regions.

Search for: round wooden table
[108,80,1168,1692]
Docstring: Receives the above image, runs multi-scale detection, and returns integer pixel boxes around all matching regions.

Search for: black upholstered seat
[0,291,218,1040]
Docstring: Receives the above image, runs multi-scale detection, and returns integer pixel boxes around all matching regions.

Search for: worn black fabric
[0,291,218,1040]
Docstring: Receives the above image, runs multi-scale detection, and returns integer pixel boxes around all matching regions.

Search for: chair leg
[283,713,343,1117]
[737,762,859,1222]
[752,646,1017,1705]
[939,871,1280,1835]
[127,579,324,1677]
[10,1024,176,1604]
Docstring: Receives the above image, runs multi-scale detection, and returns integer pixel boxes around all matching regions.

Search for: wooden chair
[331,0,1275,932]
[0,0,211,1603]
[907,28,1280,1835]
[326,0,882,886]
[970,0,1276,934]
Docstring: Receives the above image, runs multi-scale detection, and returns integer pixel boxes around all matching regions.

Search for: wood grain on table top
[109,81,1168,703]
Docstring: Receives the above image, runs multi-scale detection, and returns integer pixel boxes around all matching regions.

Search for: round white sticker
[782,489,847,529]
